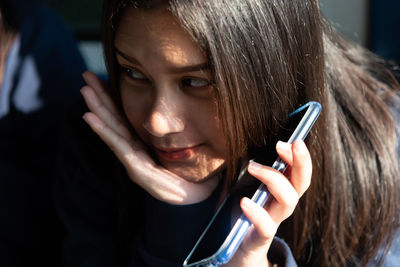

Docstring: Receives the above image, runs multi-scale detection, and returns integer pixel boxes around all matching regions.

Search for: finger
[247,162,299,222]
[81,86,132,141]
[240,197,276,249]
[275,141,293,166]
[290,140,312,197]
[82,71,121,117]
[248,162,298,208]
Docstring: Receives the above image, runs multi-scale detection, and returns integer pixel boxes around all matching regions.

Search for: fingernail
[276,141,291,152]
[80,87,88,97]
[82,113,103,130]
[80,88,86,96]
[241,197,254,209]
[82,113,89,122]
[248,161,262,172]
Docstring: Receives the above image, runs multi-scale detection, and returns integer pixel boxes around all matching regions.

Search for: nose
[142,93,185,137]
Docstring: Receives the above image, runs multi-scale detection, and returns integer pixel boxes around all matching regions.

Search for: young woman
[55,0,400,266]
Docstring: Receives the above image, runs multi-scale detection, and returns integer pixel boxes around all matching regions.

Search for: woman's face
[114,6,227,183]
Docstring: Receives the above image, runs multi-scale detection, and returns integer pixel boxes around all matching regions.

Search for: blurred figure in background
[0,0,86,266]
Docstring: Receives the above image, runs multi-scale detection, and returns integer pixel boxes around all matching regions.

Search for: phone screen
[185,102,320,265]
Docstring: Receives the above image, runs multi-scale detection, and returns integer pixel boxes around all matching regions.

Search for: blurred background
[40,0,400,76]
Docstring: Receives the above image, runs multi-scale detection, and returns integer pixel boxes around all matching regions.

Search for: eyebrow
[115,47,210,74]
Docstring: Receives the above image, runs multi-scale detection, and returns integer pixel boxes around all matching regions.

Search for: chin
[167,161,226,184]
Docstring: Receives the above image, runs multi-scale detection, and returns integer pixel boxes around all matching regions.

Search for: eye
[121,66,149,82]
[181,77,214,98]
[181,77,210,88]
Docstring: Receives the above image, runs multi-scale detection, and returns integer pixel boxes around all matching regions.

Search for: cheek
[193,102,226,153]
[211,121,227,156]
[120,87,147,137]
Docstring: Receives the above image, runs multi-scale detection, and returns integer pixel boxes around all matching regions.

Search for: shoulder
[268,237,298,267]
[17,2,86,99]
[55,99,129,220]
[54,100,145,265]
[55,100,123,244]
[57,99,121,187]
[56,98,145,211]
[19,2,80,51]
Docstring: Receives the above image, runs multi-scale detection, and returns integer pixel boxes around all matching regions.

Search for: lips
[153,145,200,161]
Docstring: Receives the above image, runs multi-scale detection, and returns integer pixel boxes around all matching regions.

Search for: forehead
[114,6,206,67]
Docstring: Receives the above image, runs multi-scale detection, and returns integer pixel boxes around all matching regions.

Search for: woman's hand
[80,71,219,205]
[225,140,312,267]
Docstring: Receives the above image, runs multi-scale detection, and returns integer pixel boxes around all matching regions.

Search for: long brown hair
[101,0,400,265]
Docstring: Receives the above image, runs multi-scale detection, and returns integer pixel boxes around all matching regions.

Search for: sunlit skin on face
[114,6,227,183]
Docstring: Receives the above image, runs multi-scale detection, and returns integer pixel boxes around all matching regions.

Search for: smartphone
[183,101,321,267]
